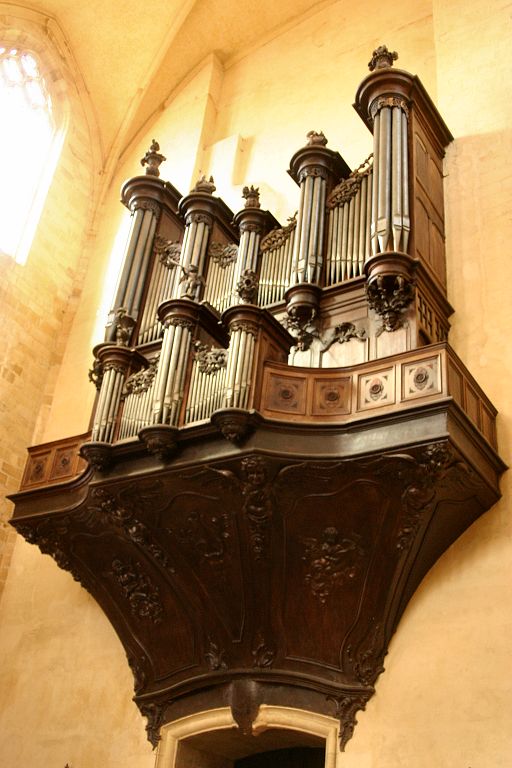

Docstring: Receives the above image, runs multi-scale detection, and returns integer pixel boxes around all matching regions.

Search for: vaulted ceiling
[23,0,334,171]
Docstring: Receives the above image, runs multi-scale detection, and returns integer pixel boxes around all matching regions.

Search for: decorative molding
[298,165,328,182]
[229,319,258,337]
[370,95,409,120]
[140,701,168,749]
[346,623,385,686]
[131,199,161,215]
[186,211,213,226]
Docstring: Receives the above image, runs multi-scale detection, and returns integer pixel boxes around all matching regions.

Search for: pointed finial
[306,130,328,147]
[140,139,166,177]
[193,175,216,194]
[242,185,260,209]
[368,45,398,72]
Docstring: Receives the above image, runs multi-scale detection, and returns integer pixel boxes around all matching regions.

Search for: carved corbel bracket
[210,407,260,443]
[284,282,322,351]
[79,441,113,472]
[364,252,418,333]
[139,425,179,461]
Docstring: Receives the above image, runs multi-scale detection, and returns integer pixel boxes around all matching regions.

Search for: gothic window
[0,45,63,263]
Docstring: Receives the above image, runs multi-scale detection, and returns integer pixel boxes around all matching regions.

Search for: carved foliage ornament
[88,357,103,390]
[123,356,159,397]
[209,241,238,268]
[327,155,373,209]
[194,342,227,375]
[153,235,182,269]
[366,274,415,333]
[370,95,410,120]
[109,557,163,624]
[328,692,372,750]
[260,213,297,252]
[302,526,365,604]
[321,322,367,352]
[193,174,216,194]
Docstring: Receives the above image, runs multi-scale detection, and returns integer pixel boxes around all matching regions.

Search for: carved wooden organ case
[10,48,505,750]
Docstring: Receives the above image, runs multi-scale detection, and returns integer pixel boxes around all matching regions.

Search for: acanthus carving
[88,357,103,390]
[241,456,273,561]
[321,322,367,352]
[186,211,213,226]
[394,443,455,551]
[127,653,147,693]
[298,165,328,182]
[370,95,409,120]
[194,342,227,375]
[109,557,163,624]
[209,241,238,268]
[139,701,168,749]
[164,316,193,330]
[153,235,182,269]
[205,637,228,670]
[131,199,161,216]
[89,487,169,566]
[237,269,259,303]
[302,527,365,604]
[327,155,373,209]
[170,507,231,570]
[229,319,258,337]
[366,274,415,333]
[327,692,372,751]
[346,623,386,686]
[252,630,275,668]
[124,357,158,397]
[286,308,320,352]
[260,213,297,252]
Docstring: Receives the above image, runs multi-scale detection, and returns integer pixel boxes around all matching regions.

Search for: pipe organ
[11,48,505,755]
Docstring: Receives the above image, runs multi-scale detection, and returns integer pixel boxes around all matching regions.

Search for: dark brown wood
[9,49,505,757]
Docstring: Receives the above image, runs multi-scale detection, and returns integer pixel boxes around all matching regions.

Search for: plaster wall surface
[0,1,511,766]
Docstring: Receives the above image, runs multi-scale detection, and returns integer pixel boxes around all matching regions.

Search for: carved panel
[357,368,395,410]
[312,377,351,416]
[265,373,307,415]
[402,356,441,400]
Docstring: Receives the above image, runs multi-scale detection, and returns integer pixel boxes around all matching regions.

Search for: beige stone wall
[0,9,95,598]
[1,0,511,765]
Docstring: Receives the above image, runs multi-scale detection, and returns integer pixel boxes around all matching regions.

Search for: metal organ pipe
[370,96,410,255]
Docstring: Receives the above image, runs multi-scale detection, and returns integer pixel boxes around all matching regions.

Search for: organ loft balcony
[10,47,505,751]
